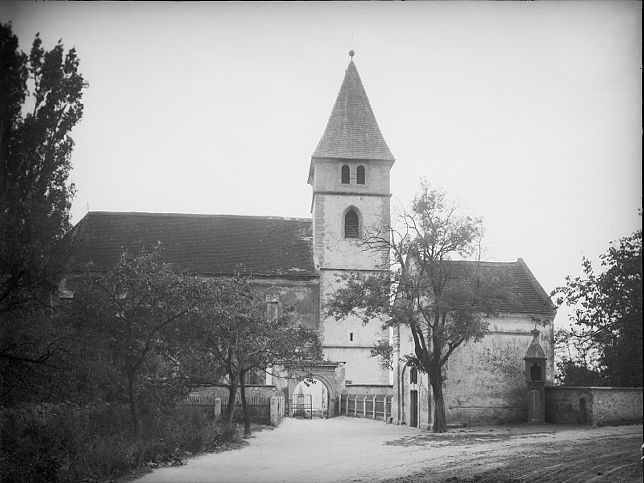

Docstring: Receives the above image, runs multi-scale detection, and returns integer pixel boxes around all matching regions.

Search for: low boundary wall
[183,394,286,426]
[545,386,642,425]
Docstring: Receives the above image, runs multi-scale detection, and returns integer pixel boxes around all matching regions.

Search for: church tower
[308,52,395,385]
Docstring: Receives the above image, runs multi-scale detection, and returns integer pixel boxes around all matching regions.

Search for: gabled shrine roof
[312,59,395,162]
[525,333,547,359]
[66,211,316,278]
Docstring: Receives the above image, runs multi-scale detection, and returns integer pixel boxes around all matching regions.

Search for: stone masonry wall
[592,387,643,425]
[311,158,392,195]
[344,384,394,396]
[444,314,554,425]
[193,385,280,400]
[320,269,390,385]
[252,278,319,330]
[318,195,389,270]
[394,312,554,426]
[310,156,394,391]
[546,387,643,425]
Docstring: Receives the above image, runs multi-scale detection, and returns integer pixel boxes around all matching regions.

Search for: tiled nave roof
[66,211,316,278]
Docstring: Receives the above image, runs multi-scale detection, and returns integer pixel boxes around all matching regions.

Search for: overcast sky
[2,2,641,328]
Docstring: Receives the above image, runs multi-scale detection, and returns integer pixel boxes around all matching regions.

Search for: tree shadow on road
[384,433,512,447]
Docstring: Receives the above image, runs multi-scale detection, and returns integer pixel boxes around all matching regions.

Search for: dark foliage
[553,223,642,387]
[0,23,87,404]
[63,248,198,436]
[185,275,322,437]
[0,403,223,483]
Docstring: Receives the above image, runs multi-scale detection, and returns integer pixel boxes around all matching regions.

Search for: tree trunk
[127,370,141,438]
[430,368,447,433]
[239,372,251,438]
[222,381,237,438]
[426,377,433,430]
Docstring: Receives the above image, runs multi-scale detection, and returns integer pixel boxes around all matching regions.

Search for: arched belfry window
[341,165,350,184]
[344,209,359,238]
[357,165,365,185]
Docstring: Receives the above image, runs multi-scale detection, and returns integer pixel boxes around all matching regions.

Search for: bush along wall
[0,402,227,483]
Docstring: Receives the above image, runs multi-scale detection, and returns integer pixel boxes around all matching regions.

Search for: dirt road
[385,426,643,482]
[136,417,642,483]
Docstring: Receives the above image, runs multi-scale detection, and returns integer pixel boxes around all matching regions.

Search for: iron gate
[292,393,313,419]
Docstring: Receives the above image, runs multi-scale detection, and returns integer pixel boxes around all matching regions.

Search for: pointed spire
[312,55,395,161]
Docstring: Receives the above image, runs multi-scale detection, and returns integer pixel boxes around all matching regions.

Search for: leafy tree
[553,327,603,386]
[66,249,197,436]
[187,275,322,437]
[326,182,509,432]
[0,23,87,400]
[553,224,642,386]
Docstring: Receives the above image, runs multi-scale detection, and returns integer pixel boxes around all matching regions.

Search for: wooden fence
[336,394,392,421]
[183,395,271,425]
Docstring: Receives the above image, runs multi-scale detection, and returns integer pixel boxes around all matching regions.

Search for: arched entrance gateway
[292,379,328,418]
[286,363,341,419]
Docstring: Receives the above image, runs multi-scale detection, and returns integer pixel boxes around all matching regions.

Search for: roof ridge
[86,211,312,223]
[440,259,519,265]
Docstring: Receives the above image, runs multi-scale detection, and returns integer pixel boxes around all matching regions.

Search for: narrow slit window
[341,165,350,184]
[344,210,359,238]
[349,332,354,342]
[357,165,365,184]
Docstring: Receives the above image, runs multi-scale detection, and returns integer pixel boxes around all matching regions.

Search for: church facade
[64,55,556,427]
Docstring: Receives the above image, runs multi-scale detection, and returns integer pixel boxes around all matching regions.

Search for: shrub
[0,403,225,482]
[1,405,78,483]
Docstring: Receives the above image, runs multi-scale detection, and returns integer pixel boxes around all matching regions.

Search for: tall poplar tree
[0,23,87,401]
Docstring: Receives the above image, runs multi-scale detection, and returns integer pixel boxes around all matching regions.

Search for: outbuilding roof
[416,259,557,316]
[312,59,395,162]
[66,211,316,278]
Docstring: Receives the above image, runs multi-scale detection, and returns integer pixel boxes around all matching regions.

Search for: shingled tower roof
[312,55,395,162]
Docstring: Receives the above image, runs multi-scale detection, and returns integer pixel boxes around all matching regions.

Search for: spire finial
[349,50,355,60]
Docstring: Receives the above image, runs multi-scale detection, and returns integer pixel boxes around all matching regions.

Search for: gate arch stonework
[287,363,343,418]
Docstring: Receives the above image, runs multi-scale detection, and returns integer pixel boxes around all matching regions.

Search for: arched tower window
[357,165,365,185]
[344,209,359,238]
[341,165,350,184]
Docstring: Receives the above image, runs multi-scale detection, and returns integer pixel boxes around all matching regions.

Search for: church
[64,53,556,427]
